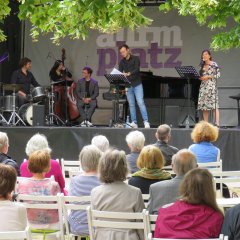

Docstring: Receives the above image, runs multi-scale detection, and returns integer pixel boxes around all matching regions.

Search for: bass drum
[18,103,33,126]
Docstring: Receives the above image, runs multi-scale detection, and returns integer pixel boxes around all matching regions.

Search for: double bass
[61,49,80,121]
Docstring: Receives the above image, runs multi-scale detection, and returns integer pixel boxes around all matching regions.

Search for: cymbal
[50,80,65,85]
[2,83,24,91]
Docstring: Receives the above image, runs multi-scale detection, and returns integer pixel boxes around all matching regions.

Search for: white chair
[17,193,64,240]
[87,206,147,240]
[212,171,240,197]
[61,195,91,240]
[147,232,222,239]
[60,158,81,180]
[198,160,222,172]
[0,226,32,240]
[144,211,158,234]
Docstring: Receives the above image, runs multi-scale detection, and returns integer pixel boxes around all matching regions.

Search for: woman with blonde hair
[154,168,223,239]
[128,145,171,194]
[17,150,61,230]
[189,121,220,163]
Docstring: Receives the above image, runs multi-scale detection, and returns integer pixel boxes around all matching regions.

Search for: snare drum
[3,95,16,112]
[32,86,46,102]
[18,103,33,125]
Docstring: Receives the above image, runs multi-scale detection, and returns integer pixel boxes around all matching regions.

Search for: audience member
[125,130,145,173]
[148,149,197,214]
[128,145,171,194]
[0,132,19,174]
[189,121,220,162]
[68,145,102,236]
[221,204,240,240]
[91,149,145,240]
[17,150,61,230]
[153,124,179,166]
[0,164,27,231]
[154,168,224,239]
[91,135,109,152]
[20,133,66,194]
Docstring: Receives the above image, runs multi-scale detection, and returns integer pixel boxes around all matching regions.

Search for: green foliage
[159,0,240,50]
[0,0,11,41]
[17,0,152,44]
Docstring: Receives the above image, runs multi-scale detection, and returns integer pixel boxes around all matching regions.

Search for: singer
[198,49,220,126]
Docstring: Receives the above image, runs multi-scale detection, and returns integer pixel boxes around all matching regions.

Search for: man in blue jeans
[119,44,150,128]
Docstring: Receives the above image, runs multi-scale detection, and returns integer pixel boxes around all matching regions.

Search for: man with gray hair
[125,130,145,173]
[148,149,197,214]
[0,132,19,174]
[154,124,179,166]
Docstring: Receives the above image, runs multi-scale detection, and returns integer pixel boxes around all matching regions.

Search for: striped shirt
[68,175,100,235]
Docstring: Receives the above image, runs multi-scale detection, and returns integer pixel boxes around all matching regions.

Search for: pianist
[11,57,40,106]
[119,44,150,128]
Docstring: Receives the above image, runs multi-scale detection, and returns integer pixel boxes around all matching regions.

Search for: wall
[23,7,240,126]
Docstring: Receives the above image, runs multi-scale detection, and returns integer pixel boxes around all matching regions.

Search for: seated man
[148,149,197,214]
[0,132,19,175]
[11,57,40,106]
[76,66,99,127]
[153,124,179,166]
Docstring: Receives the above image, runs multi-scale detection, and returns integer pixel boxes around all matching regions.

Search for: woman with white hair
[68,145,102,236]
[125,130,145,173]
[91,135,109,152]
[20,133,66,194]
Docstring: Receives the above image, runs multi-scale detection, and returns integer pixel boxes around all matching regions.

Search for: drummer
[11,57,40,106]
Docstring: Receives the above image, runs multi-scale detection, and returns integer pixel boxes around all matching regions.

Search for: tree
[0,0,11,42]
[17,0,151,44]
[159,0,240,50]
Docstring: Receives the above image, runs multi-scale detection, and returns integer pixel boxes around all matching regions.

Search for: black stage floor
[1,126,240,171]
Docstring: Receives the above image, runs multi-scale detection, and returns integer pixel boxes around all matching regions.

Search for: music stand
[104,74,131,127]
[175,66,200,128]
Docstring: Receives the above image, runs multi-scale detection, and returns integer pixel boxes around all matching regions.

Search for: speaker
[165,106,180,127]
[33,105,45,126]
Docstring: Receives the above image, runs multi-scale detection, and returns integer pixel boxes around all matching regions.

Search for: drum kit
[0,80,68,126]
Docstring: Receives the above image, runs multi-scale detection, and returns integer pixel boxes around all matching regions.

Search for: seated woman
[188,121,220,163]
[154,168,224,239]
[128,145,171,194]
[68,145,102,236]
[17,150,61,230]
[0,164,27,231]
[91,149,145,240]
[125,130,145,174]
[20,133,66,194]
[91,135,109,152]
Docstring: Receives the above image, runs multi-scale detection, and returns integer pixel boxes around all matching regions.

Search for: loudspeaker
[33,105,45,126]
[165,106,180,127]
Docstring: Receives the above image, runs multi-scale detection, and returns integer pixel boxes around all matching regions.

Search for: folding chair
[147,232,222,239]
[87,206,147,240]
[198,160,222,172]
[61,195,91,240]
[0,226,32,240]
[17,193,64,240]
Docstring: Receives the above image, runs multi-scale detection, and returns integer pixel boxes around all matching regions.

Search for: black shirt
[11,69,39,94]
[119,55,141,87]
[49,69,72,82]
[85,80,90,97]
[0,153,19,175]
[154,141,179,166]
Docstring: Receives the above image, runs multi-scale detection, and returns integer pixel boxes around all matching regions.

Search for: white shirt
[0,200,27,231]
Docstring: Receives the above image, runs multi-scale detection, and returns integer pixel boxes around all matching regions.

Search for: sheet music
[110,68,123,75]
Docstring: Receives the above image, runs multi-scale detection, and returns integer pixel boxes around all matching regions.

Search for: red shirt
[154,200,223,239]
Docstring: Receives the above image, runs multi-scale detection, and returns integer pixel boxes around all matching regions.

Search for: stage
[2,126,240,171]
